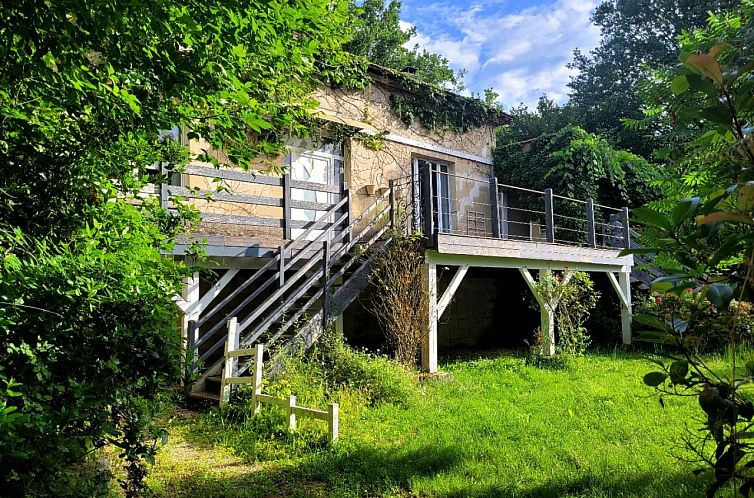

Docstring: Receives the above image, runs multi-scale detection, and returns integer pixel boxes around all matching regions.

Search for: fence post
[389,179,396,230]
[252,343,264,414]
[586,199,596,248]
[420,163,435,247]
[287,395,297,432]
[544,188,555,243]
[322,240,330,329]
[621,207,631,249]
[220,317,239,408]
[489,178,500,238]
[328,403,339,443]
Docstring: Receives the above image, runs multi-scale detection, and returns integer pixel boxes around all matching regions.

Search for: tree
[568,0,738,157]
[345,0,460,88]
[627,3,754,494]
[0,0,364,495]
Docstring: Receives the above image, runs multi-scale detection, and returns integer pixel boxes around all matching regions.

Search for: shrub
[367,232,428,367]
[267,330,418,409]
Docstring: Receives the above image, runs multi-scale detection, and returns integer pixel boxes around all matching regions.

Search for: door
[289,141,344,240]
[416,158,451,233]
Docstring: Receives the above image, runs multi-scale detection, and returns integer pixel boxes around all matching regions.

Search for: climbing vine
[385,70,505,133]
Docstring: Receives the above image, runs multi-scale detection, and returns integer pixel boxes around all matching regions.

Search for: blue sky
[397,0,602,108]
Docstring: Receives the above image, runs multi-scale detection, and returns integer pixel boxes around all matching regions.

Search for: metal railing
[411,166,630,250]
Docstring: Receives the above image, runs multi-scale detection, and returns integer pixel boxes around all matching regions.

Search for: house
[167,65,634,401]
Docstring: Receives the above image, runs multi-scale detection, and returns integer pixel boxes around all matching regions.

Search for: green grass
[147,349,712,497]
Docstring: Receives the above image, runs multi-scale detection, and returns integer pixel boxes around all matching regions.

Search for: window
[415,158,451,232]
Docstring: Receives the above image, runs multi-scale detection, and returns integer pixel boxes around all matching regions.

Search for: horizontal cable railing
[413,167,630,250]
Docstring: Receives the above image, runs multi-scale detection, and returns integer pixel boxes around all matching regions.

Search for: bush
[267,330,418,409]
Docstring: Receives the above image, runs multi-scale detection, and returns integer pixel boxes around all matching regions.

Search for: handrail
[197,193,349,328]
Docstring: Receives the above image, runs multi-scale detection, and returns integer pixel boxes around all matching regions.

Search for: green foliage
[272,329,418,408]
[345,0,459,89]
[385,68,504,133]
[0,0,366,494]
[567,0,738,157]
[628,2,754,493]
[147,351,712,497]
[495,119,660,211]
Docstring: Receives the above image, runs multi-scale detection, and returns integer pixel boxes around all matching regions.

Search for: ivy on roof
[368,64,510,133]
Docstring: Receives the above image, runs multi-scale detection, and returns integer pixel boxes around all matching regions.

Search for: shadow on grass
[152,442,464,497]
[435,469,711,498]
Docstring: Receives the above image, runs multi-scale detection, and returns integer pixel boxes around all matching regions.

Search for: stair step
[188,391,220,402]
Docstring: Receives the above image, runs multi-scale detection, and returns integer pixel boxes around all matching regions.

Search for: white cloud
[404,0,601,108]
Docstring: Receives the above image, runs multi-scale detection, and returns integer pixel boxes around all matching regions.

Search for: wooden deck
[431,234,633,272]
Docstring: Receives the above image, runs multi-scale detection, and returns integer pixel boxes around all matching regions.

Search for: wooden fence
[220,318,339,443]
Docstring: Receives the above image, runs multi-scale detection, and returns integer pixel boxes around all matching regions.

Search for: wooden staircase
[186,188,394,402]
[605,217,665,289]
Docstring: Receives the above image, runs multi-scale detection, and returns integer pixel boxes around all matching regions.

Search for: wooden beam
[607,271,633,344]
[422,263,438,373]
[172,295,189,313]
[185,268,239,317]
[437,265,469,318]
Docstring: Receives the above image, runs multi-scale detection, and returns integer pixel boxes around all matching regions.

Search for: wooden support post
[328,403,339,443]
[500,190,509,240]
[181,272,200,343]
[621,207,631,249]
[538,269,556,356]
[586,198,596,248]
[321,240,330,329]
[420,163,435,247]
[608,272,633,345]
[252,343,264,414]
[544,188,555,243]
[220,317,239,408]
[389,179,396,229]
[287,395,297,432]
[518,268,556,357]
[283,168,292,240]
[422,263,438,373]
[490,177,501,238]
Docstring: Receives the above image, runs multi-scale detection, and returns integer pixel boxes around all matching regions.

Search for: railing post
[328,403,339,443]
[389,179,396,230]
[220,317,239,408]
[544,188,555,243]
[586,199,596,248]
[186,319,198,382]
[321,240,330,329]
[489,177,500,238]
[621,207,631,249]
[500,190,508,240]
[278,245,286,288]
[420,163,435,247]
[160,163,169,210]
[252,343,263,414]
[283,167,292,240]
[287,395,297,432]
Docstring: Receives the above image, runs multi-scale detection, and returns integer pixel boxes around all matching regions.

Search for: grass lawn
[147,349,711,497]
